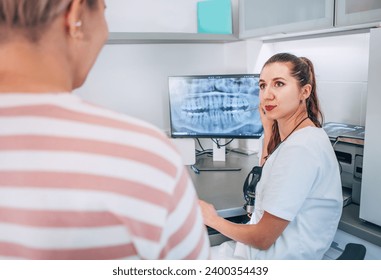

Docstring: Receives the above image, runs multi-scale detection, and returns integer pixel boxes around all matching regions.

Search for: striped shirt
[0,93,210,260]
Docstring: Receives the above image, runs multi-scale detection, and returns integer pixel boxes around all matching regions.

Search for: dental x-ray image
[168,74,263,138]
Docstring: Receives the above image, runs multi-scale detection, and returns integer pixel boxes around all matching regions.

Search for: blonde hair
[0,0,98,41]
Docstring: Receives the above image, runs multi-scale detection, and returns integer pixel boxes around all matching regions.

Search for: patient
[0,0,209,259]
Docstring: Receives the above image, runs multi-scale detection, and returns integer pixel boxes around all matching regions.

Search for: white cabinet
[239,0,334,39]
[360,28,381,227]
[239,0,381,40]
[335,0,381,27]
[106,0,198,33]
[105,0,381,43]
[105,0,239,44]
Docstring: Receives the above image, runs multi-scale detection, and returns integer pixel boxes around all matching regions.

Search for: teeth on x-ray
[214,78,257,93]
[180,93,251,131]
[170,77,261,134]
[181,94,249,114]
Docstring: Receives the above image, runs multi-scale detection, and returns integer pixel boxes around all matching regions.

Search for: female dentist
[199,53,343,260]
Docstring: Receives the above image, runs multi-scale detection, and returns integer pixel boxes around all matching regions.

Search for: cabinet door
[360,28,381,227]
[105,0,199,33]
[105,0,239,44]
[239,0,334,39]
[336,0,381,27]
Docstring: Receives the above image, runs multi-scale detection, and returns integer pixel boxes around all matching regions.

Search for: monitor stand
[194,139,242,171]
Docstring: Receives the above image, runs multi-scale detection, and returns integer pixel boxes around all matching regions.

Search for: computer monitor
[168,74,263,139]
[168,74,263,171]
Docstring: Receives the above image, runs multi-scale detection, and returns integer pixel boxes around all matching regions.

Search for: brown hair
[0,0,98,42]
[262,52,323,155]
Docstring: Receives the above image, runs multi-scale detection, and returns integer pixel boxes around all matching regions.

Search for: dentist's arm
[199,200,288,250]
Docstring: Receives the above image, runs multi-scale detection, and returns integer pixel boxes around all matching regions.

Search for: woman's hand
[259,103,275,134]
[198,199,219,228]
[259,103,275,165]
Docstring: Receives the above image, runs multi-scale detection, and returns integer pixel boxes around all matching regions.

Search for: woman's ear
[65,0,84,39]
[301,84,312,101]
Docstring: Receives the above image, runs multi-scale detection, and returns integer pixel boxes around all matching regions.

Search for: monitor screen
[168,74,263,138]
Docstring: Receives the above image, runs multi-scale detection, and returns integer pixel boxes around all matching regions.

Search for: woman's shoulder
[290,126,328,143]
[284,126,332,155]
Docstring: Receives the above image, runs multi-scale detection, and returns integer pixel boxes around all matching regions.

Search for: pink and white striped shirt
[0,93,210,260]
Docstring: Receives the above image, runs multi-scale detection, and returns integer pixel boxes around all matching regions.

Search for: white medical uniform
[212,127,343,259]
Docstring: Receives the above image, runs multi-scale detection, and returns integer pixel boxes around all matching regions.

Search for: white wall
[76,22,370,131]
[75,32,370,132]
[248,33,370,126]
[74,0,246,137]
[76,0,371,133]
[75,42,246,131]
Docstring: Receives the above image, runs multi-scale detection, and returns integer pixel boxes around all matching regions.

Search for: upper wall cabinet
[239,0,334,39]
[105,0,239,44]
[335,0,381,27]
[106,0,198,33]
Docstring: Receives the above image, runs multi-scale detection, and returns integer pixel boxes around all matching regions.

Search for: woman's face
[71,0,108,89]
[259,62,305,122]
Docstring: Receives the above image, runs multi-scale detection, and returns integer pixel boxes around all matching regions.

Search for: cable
[195,138,235,157]
[211,138,234,148]
[195,138,205,151]
[195,150,213,157]
[332,137,343,175]
[195,138,213,157]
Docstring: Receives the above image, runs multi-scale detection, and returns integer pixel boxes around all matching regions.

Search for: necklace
[263,116,310,163]
[279,116,309,145]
